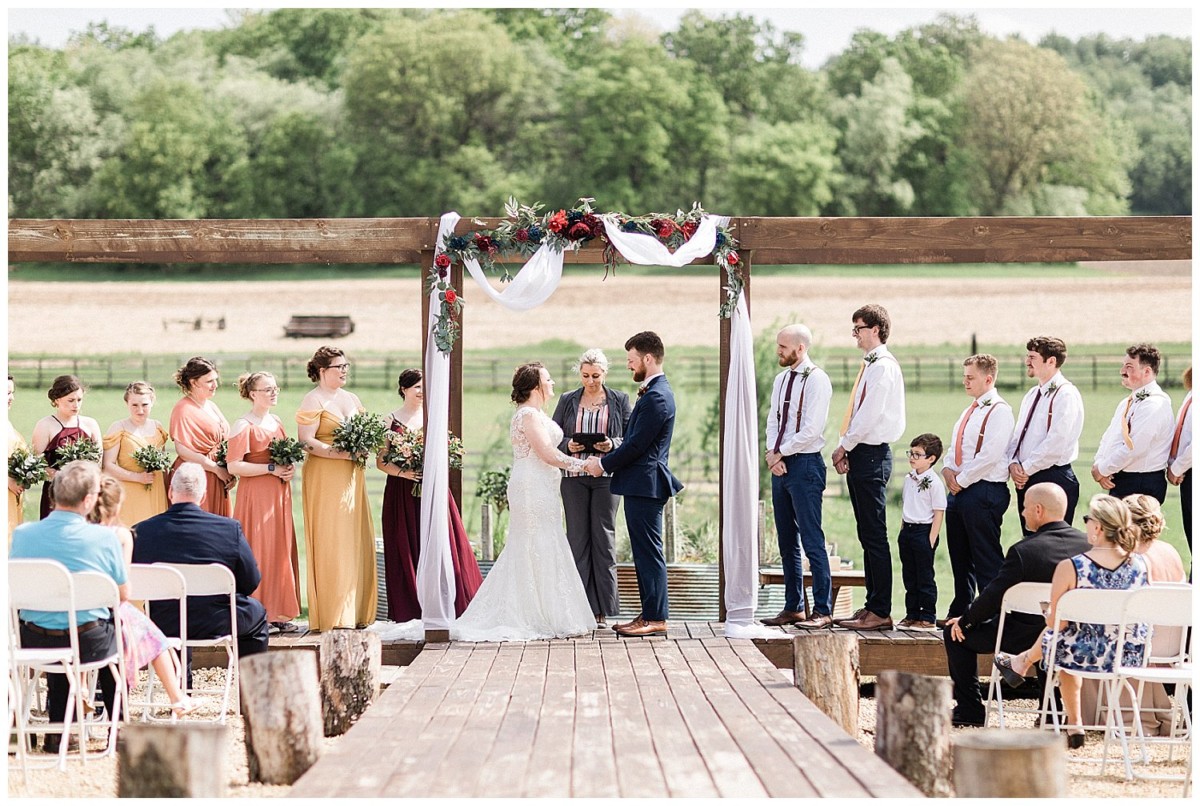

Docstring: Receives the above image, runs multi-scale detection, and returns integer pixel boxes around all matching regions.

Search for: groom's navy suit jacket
[601,374,683,499]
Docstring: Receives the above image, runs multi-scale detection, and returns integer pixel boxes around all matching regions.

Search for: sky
[6,4,1193,70]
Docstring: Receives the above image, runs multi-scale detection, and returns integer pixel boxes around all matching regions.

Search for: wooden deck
[288,633,922,798]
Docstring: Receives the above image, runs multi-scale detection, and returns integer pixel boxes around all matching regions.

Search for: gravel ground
[9,665,1191,797]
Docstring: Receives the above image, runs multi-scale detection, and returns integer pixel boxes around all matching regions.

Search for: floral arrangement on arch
[427,197,743,353]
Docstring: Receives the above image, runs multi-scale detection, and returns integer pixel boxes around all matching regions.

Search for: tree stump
[875,671,953,797]
[117,723,228,797]
[952,730,1065,797]
[319,629,382,737]
[239,651,324,784]
[792,633,859,734]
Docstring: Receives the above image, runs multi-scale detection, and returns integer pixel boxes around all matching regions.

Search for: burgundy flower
[444,288,458,304]
[474,234,497,254]
[680,221,698,240]
[568,222,592,240]
[434,253,451,269]
[547,210,568,234]
[583,213,603,238]
[437,267,447,279]
[514,228,530,243]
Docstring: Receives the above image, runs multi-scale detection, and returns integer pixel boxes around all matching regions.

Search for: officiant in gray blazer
[551,348,633,624]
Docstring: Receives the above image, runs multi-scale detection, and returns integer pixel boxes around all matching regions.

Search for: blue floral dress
[1040,552,1150,673]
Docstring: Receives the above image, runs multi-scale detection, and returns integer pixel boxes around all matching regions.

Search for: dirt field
[7,262,1191,355]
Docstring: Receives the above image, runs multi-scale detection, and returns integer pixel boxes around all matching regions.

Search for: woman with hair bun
[102,381,171,526]
[169,356,234,516]
[1125,493,1186,583]
[228,371,301,633]
[376,368,481,623]
[31,374,103,518]
[296,347,376,631]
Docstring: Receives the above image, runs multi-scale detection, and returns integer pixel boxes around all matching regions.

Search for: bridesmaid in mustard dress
[30,374,103,518]
[169,356,235,516]
[297,347,377,631]
[101,381,171,526]
[228,371,301,632]
[7,375,28,540]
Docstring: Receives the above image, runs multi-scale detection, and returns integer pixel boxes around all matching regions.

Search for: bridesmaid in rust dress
[30,374,103,518]
[228,371,301,632]
[375,368,481,622]
[168,356,235,516]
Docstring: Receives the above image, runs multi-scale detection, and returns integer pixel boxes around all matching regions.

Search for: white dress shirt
[945,388,1015,486]
[1169,391,1192,478]
[902,469,948,524]
[1094,381,1174,475]
[838,345,906,451]
[765,359,832,456]
[1006,371,1084,474]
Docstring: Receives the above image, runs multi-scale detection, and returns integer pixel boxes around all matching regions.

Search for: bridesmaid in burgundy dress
[30,375,103,518]
[375,368,482,622]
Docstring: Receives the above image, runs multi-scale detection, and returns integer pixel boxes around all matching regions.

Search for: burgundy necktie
[1012,388,1043,462]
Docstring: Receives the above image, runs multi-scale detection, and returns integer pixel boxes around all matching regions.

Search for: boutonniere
[864,352,880,365]
[917,475,933,492]
[800,366,813,380]
[979,397,994,408]
[1135,389,1151,402]
[1046,381,1059,394]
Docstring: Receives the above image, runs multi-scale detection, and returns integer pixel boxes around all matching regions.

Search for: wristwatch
[267,463,276,473]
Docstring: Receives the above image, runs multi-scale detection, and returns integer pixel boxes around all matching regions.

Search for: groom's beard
[632,369,646,383]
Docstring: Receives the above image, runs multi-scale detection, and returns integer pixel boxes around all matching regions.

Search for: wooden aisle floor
[288,635,923,798]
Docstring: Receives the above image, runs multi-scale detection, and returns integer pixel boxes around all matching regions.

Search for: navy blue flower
[449,235,468,251]
[566,209,584,224]
[622,220,640,232]
[527,225,543,243]
[715,232,727,247]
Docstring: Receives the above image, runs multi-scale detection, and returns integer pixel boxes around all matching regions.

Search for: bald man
[942,483,1089,727]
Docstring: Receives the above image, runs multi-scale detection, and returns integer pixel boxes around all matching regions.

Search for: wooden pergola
[9,215,1191,617]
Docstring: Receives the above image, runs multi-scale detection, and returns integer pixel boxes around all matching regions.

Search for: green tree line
[8,9,1191,221]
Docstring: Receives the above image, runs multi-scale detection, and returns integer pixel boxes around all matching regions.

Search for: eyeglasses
[253,386,279,394]
[851,325,871,334]
[1082,515,1093,524]
[325,363,350,372]
[906,451,927,459]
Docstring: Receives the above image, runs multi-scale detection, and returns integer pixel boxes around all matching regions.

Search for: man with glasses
[831,304,906,630]
[11,461,127,753]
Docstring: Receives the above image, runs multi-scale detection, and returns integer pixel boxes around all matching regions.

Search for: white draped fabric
[421,210,765,631]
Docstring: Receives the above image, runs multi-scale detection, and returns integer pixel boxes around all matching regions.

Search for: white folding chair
[984,581,1052,728]
[126,563,188,721]
[164,562,240,722]
[1040,588,1137,747]
[68,571,126,761]
[1110,584,1192,788]
[8,559,80,774]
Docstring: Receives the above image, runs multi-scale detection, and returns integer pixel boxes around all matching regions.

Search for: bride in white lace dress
[451,363,597,641]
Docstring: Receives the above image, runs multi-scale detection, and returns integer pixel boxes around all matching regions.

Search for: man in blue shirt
[10,460,127,753]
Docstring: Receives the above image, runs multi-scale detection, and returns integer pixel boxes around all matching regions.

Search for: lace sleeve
[520,409,588,472]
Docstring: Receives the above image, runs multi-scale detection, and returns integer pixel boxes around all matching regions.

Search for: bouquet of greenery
[268,436,306,467]
[381,429,464,496]
[212,439,229,469]
[131,444,173,490]
[331,412,388,467]
[8,447,49,492]
[476,466,511,514]
[52,436,101,468]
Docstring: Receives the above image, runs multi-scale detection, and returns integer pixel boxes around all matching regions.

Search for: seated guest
[1125,494,1186,583]
[132,462,269,669]
[10,461,127,754]
[943,483,1089,727]
[992,494,1149,747]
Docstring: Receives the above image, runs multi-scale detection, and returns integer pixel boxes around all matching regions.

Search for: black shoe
[951,710,985,728]
[41,734,79,754]
[1066,732,1085,749]
[993,652,1028,688]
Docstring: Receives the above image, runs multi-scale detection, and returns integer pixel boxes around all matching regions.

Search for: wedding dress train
[450,406,596,641]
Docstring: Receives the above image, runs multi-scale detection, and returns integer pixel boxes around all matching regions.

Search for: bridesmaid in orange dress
[228,371,301,632]
[30,374,103,519]
[101,381,171,526]
[168,356,235,516]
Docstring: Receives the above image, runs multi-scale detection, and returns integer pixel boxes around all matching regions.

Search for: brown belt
[20,619,105,637]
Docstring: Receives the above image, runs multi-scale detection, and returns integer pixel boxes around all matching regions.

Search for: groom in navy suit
[586,331,684,636]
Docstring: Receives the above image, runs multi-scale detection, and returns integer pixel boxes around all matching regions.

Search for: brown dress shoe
[794,614,834,629]
[833,607,867,628]
[615,620,667,637]
[838,611,893,631]
[613,616,644,632]
[760,610,805,627]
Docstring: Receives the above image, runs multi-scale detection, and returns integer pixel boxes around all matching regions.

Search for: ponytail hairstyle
[89,474,126,525]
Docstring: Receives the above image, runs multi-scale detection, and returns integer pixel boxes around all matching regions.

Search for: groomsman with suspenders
[761,324,834,629]
[831,304,906,631]
[1008,336,1085,534]
[1167,366,1192,552]
[942,354,1015,620]
[1092,343,1174,502]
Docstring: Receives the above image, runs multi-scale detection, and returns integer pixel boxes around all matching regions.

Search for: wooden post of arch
[717,254,751,623]
[418,245,464,507]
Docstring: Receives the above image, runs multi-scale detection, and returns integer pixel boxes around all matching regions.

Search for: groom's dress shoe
[616,619,667,637]
[760,610,805,627]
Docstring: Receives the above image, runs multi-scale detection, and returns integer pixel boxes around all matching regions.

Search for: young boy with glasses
[897,433,946,629]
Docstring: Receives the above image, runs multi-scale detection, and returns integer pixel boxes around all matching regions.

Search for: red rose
[568,222,592,240]
[434,253,451,269]
[681,221,698,240]
[444,288,457,304]
[726,251,740,266]
[547,210,568,234]
[514,228,529,243]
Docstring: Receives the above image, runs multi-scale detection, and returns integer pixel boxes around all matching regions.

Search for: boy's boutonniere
[917,475,933,492]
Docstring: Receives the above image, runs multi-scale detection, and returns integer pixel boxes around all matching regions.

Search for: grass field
[10,353,1192,620]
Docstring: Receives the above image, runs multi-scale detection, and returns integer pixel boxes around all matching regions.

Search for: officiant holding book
[551,348,633,625]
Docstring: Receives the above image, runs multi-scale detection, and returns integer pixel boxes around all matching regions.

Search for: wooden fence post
[239,651,324,784]
[875,671,953,797]
[663,496,677,563]
[793,633,859,734]
[319,630,382,737]
[481,502,494,561]
[118,723,228,797]
[952,730,1065,797]
[757,499,767,558]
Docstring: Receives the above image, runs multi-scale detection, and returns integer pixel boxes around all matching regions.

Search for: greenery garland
[429,198,742,353]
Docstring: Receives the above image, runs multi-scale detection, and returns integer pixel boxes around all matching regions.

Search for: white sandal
[170,696,197,716]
